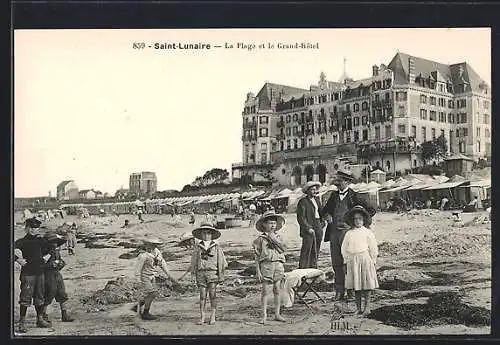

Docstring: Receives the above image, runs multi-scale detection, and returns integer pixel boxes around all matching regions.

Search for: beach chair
[283,269,327,311]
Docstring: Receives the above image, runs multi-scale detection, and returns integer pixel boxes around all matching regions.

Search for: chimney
[372,65,379,77]
[408,57,416,84]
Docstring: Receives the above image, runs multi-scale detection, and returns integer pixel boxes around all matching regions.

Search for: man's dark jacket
[320,189,376,242]
[296,196,323,238]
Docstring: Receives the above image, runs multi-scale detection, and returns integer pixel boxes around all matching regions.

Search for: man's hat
[25,217,42,229]
[192,223,221,240]
[142,237,164,246]
[344,205,373,227]
[302,181,322,194]
[255,210,285,232]
[43,232,67,246]
[336,170,355,181]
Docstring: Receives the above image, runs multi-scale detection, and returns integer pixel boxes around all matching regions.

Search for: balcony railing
[356,141,422,157]
[243,122,257,129]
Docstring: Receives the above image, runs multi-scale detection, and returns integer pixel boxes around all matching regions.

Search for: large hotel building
[231,52,491,187]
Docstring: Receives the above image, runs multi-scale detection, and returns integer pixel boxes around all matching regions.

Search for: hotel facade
[232,52,491,187]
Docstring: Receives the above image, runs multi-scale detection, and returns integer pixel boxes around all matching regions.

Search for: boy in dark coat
[14,217,52,333]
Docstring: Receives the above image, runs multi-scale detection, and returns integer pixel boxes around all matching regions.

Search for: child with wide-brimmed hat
[252,210,287,324]
[133,237,180,320]
[341,205,379,316]
[180,223,227,325]
[42,232,74,325]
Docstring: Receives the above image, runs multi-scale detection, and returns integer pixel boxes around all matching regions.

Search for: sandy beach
[12,210,491,336]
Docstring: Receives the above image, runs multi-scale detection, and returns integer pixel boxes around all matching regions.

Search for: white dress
[341,226,379,291]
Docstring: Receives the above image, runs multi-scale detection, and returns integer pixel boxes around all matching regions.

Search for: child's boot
[141,309,158,320]
[42,305,52,326]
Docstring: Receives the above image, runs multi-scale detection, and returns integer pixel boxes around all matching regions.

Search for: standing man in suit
[296,181,325,269]
[321,170,376,301]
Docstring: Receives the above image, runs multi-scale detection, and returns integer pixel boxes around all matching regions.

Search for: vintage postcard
[13,28,491,336]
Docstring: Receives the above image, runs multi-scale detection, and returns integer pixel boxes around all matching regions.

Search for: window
[362,102,368,110]
[375,94,380,102]
[411,125,417,138]
[293,139,298,149]
[293,126,298,134]
[448,113,455,124]
[386,161,391,171]
[272,143,277,152]
[460,113,467,124]
[422,127,427,141]
[261,152,267,164]
[260,116,268,124]
[320,136,325,145]
[483,114,490,124]
[286,127,291,136]
[308,138,313,147]
[260,143,267,150]
[457,99,466,108]
[286,115,291,123]
[441,129,445,137]
[333,106,338,115]
[300,138,305,147]
[362,129,368,141]
[385,92,390,100]
[259,128,268,137]
[431,128,436,139]
[438,98,446,107]
[420,95,427,103]
[430,111,436,121]
[346,104,350,112]
[439,112,446,122]
[354,131,359,142]
[483,100,490,109]
[485,129,490,137]
[396,92,407,101]
[375,126,380,140]
[333,135,338,144]
[430,97,436,105]
[477,141,481,152]
[448,100,454,108]
[354,117,360,126]
[293,113,298,121]
[456,129,460,137]
[286,140,291,150]
[398,125,405,135]
[420,109,427,120]
[398,105,405,117]
[280,141,284,151]
[362,116,368,125]
[477,127,481,137]
[462,128,468,137]
[385,125,392,138]
[354,103,359,112]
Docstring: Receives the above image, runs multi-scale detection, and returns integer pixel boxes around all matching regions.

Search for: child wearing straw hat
[41,232,74,324]
[180,223,227,325]
[132,238,180,320]
[252,210,287,324]
[341,205,379,316]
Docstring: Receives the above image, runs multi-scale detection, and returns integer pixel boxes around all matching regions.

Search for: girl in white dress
[341,205,379,315]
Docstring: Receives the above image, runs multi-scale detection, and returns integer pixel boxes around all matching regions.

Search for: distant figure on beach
[189,210,196,225]
[440,196,449,210]
[121,219,130,228]
[137,208,144,223]
[253,211,287,324]
[296,181,324,269]
[341,205,379,316]
[182,224,226,325]
[66,223,78,255]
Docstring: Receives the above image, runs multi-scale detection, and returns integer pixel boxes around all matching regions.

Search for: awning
[380,185,411,193]
[461,179,490,188]
[423,181,468,190]
[405,183,436,191]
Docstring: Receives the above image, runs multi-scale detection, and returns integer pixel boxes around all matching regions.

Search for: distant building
[114,188,130,200]
[232,52,491,187]
[129,172,157,198]
[78,189,96,199]
[56,180,79,200]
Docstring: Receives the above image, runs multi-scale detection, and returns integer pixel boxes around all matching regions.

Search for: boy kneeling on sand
[181,223,227,325]
[253,210,287,324]
[132,238,180,320]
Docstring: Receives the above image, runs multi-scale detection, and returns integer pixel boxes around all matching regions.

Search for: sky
[14,28,491,197]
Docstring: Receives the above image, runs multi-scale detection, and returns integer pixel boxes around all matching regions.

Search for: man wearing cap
[296,181,325,269]
[321,170,376,301]
[14,217,53,333]
[133,238,180,320]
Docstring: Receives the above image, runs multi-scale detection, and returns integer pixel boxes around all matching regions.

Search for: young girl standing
[341,205,379,316]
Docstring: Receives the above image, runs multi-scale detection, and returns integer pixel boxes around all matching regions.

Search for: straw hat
[43,232,67,246]
[344,205,372,227]
[302,181,322,194]
[255,210,285,232]
[142,237,164,246]
[192,223,221,241]
[336,170,355,181]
